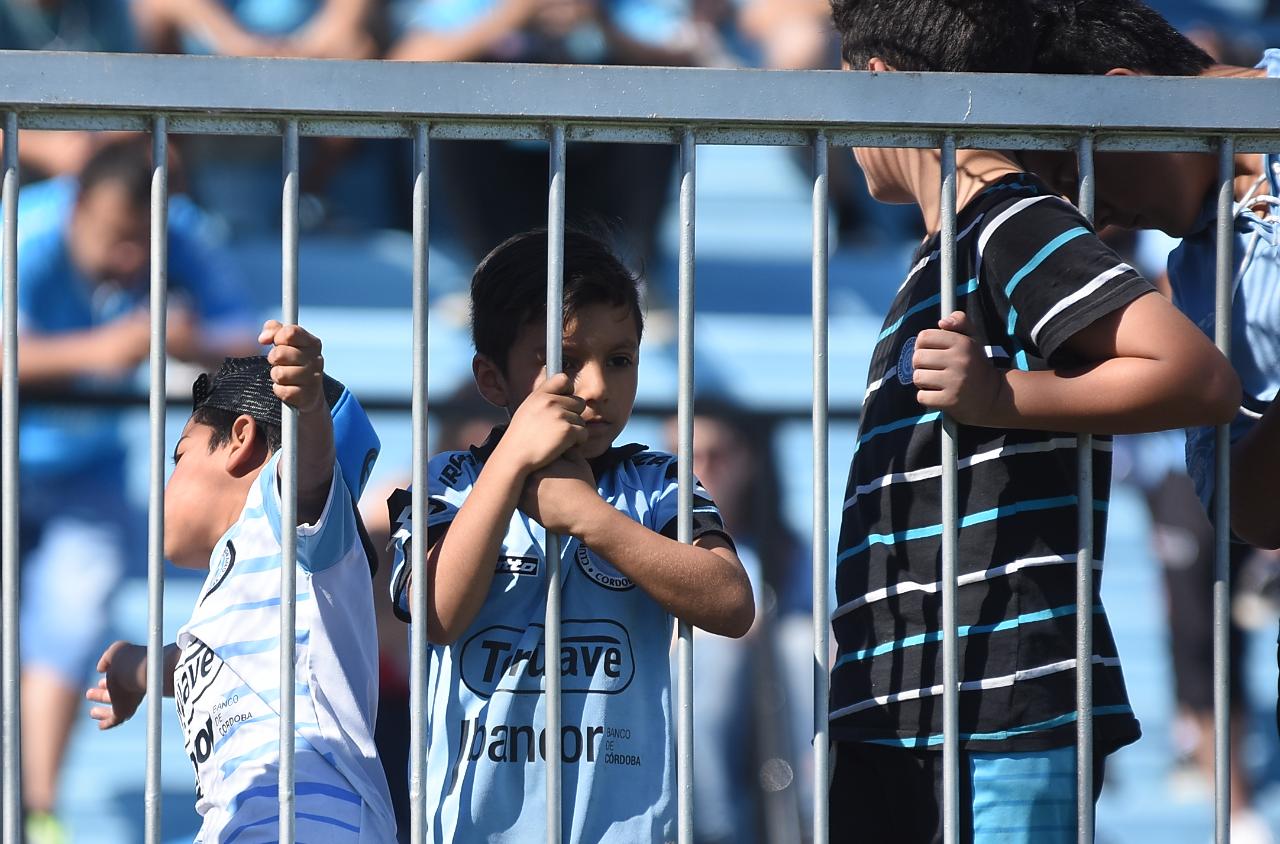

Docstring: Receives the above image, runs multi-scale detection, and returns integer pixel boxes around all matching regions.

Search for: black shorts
[829,742,1105,844]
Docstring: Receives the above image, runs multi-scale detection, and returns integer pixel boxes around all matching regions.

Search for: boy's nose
[574,362,607,402]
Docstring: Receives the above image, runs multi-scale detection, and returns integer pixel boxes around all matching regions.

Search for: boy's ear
[1104,67,1142,77]
[224,414,267,477]
[472,354,510,409]
[868,57,894,73]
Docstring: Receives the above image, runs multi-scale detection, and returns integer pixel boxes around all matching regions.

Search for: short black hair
[470,229,644,372]
[1030,0,1214,76]
[191,405,283,455]
[830,0,1037,73]
[77,137,153,208]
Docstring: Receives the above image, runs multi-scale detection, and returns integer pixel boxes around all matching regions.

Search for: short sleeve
[259,453,357,574]
[386,450,476,621]
[645,455,734,549]
[979,194,1152,363]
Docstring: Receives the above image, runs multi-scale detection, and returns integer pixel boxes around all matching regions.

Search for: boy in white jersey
[387,230,756,842]
[85,321,397,842]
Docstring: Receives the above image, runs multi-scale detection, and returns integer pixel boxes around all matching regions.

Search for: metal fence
[1,50,1278,844]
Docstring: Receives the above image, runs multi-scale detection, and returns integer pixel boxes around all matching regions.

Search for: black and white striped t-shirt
[831,173,1148,754]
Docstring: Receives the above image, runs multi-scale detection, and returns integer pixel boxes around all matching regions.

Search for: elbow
[717,579,757,640]
[1234,518,1280,551]
[1177,356,1241,427]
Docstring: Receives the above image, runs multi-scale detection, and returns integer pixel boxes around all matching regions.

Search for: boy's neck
[911,148,1023,237]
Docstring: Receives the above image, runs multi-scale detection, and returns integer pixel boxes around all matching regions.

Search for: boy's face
[1019,148,1216,237]
[68,181,150,284]
[496,302,641,460]
[164,419,237,570]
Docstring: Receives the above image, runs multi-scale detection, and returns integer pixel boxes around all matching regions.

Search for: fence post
[1,111,20,844]
[544,122,567,844]
[278,117,301,844]
[144,114,169,844]
[409,120,430,844]
[676,126,697,844]
[811,129,831,844]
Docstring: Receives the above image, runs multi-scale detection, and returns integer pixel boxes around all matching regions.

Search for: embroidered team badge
[897,336,917,386]
[574,544,634,591]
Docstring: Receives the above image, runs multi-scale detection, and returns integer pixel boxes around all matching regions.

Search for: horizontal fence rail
[0,49,1271,844]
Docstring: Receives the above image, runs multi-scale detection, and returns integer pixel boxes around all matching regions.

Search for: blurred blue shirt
[0,0,135,52]
[391,0,689,62]
[11,177,255,481]
[1172,48,1280,505]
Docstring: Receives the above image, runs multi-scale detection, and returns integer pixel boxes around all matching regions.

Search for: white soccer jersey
[175,453,396,842]
[388,428,731,843]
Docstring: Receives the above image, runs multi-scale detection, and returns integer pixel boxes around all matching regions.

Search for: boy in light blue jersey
[387,229,755,843]
[86,322,396,842]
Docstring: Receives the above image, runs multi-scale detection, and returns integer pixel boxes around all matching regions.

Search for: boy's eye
[608,354,634,368]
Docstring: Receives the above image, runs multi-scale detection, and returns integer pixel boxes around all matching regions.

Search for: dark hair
[190,405,283,455]
[470,229,644,372]
[1031,0,1214,76]
[830,0,1037,73]
[77,137,153,208]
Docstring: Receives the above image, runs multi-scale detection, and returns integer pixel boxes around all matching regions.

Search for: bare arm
[523,452,755,637]
[914,294,1241,434]
[262,321,335,525]
[287,0,377,59]
[16,317,148,385]
[410,374,588,643]
[1231,402,1280,549]
[136,0,283,56]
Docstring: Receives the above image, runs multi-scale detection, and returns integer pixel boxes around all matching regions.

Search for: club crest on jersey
[897,336,917,386]
[575,543,633,591]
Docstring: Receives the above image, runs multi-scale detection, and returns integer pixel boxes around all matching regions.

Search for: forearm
[16,332,109,384]
[989,356,1239,434]
[288,405,336,526]
[574,505,754,637]
[425,458,526,643]
[599,18,697,66]
[131,643,181,698]
[289,0,375,58]
[1232,405,1280,549]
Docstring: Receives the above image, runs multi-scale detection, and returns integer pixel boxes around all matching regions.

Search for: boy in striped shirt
[85,321,397,842]
[827,1,1241,840]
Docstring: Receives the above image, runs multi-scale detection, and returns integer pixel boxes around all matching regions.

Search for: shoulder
[428,449,480,492]
[618,450,679,489]
[975,187,1088,256]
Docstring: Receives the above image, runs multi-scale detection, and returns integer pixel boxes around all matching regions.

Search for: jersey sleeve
[386,451,476,621]
[643,454,735,548]
[978,194,1153,363]
[260,453,358,574]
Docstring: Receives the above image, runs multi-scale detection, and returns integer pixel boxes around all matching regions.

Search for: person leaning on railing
[824,2,1241,842]
[1019,7,1280,838]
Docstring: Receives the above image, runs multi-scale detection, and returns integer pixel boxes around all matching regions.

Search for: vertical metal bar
[676,127,696,844]
[544,123,566,844]
[408,121,430,844]
[1,111,20,844]
[1212,136,1234,844]
[938,134,961,844]
[144,115,169,844]
[810,129,831,844]
[278,118,300,844]
[1074,134,1096,844]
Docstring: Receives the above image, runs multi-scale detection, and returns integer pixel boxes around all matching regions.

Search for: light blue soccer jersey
[175,453,396,842]
[1171,48,1280,505]
[388,428,731,843]
[9,177,255,481]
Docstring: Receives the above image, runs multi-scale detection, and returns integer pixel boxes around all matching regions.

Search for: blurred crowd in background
[5,1,1280,842]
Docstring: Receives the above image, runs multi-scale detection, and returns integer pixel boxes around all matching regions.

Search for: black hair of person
[77,137,155,208]
[829,0,1037,73]
[470,228,645,374]
[1030,0,1214,76]
[190,405,283,455]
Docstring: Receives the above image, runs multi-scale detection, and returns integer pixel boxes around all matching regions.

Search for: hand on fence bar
[911,310,1005,426]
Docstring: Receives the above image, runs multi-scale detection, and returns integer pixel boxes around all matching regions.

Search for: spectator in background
[131,0,393,233]
[10,137,258,844]
[667,405,813,844]
[0,0,137,181]
[388,0,710,270]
